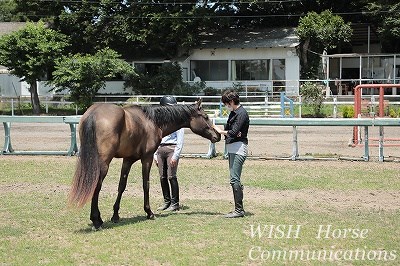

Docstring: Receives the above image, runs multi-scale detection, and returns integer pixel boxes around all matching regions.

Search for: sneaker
[225,210,245,218]
[164,203,179,211]
[157,202,171,211]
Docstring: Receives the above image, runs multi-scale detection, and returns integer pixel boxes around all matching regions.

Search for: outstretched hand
[170,158,178,167]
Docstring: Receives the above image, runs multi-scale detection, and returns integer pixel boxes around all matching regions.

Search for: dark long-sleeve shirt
[224,105,249,145]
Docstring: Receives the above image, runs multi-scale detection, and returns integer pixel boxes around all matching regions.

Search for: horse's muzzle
[211,133,221,143]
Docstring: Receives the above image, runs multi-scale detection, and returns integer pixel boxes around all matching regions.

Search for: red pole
[353,86,360,144]
[351,84,400,145]
[379,86,384,117]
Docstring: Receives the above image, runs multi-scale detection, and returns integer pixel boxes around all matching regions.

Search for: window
[272,59,285,80]
[134,63,162,75]
[190,60,228,81]
[272,59,286,91]
[232,60,270,80]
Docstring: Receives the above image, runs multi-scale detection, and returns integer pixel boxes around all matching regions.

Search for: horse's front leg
[142,157,155,219]
[111,158,135,223]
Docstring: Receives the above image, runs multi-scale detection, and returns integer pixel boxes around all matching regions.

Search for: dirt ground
[1,122,400,212]
[1,156,399,212]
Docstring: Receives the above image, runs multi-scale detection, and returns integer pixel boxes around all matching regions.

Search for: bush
[389,108,398,118]
[341,105,355,118]
[300,82,325,117]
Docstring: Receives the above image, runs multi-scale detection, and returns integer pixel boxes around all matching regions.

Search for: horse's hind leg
[111,158,135,223]
[90,165,109,230]
[142,156,155,219]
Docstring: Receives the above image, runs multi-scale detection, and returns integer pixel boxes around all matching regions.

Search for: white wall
[182,47,300,95]
[97,81,129,94]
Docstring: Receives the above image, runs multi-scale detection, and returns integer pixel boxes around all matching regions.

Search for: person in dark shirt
[213,90,249,218]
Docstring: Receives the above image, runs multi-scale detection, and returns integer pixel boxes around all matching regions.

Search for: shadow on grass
[76,206,253,233]
[76,215,149,233]
[155,204,224,217]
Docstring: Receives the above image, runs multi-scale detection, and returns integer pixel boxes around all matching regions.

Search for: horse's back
[118,105,161,158]
[80,104,126,161]
[83,103,124,118]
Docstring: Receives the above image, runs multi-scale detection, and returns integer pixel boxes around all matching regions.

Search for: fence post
[364,126,369,161]
[379,126,384,162]
[333,96,337,118]
[206,143,216,158]
[2,122,14,153]
[45,96,49,114]
[280,92,284,117]
[291,126,299,160]
[298,95,302,118]
[11,99,14,116]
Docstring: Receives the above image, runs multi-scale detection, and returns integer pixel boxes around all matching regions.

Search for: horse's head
[189,99,221,143]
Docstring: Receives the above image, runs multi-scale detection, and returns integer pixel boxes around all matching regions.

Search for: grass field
[0,156,399,265]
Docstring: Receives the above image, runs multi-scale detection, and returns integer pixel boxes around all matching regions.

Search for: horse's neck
[161,121,188,137]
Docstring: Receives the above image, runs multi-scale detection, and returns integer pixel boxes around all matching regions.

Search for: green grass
[0,157,399,265]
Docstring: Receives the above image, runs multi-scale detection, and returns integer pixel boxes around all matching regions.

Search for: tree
[364,1,400,52]
[0,0,18,21]
[297,10,352,79]
[0,21,70,114]
[50,48,136,109]
[126,62,201,96]
[13,0,64,22]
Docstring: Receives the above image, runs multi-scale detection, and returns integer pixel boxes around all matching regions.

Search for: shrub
[341,105,355,118]
[300,82,325,117]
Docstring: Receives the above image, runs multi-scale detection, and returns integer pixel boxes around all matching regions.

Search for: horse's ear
[196,98,202,109]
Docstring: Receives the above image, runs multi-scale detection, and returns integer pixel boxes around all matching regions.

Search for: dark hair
[160,95,177,106]
[221,89,240,105]
[141,104,195,128]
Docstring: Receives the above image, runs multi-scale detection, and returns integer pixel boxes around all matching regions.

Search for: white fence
[3,94,400,118]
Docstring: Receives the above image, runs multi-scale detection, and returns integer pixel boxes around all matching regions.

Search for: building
[132,27,300,96]
[322,24,400,96]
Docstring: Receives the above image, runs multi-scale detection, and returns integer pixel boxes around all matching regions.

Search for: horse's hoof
[91,225,102,231]
[111,215,120,223]
[147,213,155,220]
[91,220,104,230]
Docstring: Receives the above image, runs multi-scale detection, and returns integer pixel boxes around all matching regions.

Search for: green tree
[13,0,64,22]
[364,1,400,52]
[0,0,18,21]
[297,10,352,79]
[127,62,201,95]
[0,21,70,114]
[50,48,136,109]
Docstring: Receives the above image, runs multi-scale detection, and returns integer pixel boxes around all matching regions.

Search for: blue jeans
[228,153,246,185]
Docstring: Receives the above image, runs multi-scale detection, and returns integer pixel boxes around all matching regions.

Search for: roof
[0,22,26,36]
[197,27,299,49]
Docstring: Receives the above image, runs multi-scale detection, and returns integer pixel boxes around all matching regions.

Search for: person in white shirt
[154,96,184,211]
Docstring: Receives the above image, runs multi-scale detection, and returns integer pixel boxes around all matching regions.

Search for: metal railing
[2,115,400,161]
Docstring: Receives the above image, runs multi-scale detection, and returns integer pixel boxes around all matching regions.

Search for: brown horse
[68,100,221,229]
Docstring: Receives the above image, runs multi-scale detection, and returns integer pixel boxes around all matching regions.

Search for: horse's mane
[139,104,197,128]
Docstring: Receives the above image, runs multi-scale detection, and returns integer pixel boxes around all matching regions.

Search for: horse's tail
[68,114,100,208]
